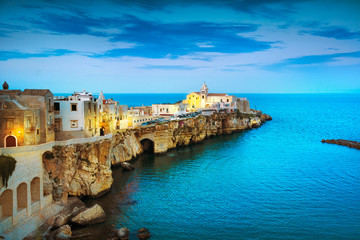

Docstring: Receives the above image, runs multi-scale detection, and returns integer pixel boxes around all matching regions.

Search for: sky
[0,0,359,93]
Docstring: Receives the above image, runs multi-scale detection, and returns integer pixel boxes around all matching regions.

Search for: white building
[54,90,98,140]
[152,101,188,116]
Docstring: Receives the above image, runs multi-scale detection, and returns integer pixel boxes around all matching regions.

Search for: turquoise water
[84,94,360,239]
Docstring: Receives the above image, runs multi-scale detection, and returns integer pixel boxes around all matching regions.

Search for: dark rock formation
[47,225,72,240]
[137,228,150,240]
[321,139,360,150]
[120,162,135,171]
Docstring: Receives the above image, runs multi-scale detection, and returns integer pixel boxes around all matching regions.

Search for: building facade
[152,101,188,116]
[0,82,55,147]
[54,90,98,140]
[183,82,250,113]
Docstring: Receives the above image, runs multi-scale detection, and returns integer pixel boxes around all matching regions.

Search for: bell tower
[200,82,208,108]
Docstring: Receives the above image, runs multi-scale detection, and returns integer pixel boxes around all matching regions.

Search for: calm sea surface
[80,93,360,240]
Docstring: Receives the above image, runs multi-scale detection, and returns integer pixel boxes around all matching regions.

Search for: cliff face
[43,132,143,202]
[43,112,271,201]
[138,112,269,153]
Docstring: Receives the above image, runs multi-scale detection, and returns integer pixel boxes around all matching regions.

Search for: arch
[140,139,154,153]
[100,127,105,136]
[0,189,13,218]
[30,177,40,204]
[4,135,17,148]
[138,133,155,143]
[17,182,27,211]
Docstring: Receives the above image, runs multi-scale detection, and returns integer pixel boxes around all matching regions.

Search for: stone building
[97,91,127,134]
[0,82,55,147]
[54,90,98,140]
[127,109,155,128]
[183,82,250,113]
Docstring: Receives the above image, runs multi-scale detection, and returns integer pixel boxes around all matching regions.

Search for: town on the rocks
[0,81,271,239]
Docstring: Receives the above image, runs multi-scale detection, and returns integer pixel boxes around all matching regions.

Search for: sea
[71,93,360,240]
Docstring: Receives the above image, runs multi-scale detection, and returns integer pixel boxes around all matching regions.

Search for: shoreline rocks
[71,204,106,226]
[137,228,151,240]
[321,139,360,150]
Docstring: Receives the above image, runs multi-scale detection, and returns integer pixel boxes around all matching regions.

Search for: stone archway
[4,135,17,148]
[0,189,13,218]
[31,177,40,204]
[140,139,154,153]
[17,182,27,211]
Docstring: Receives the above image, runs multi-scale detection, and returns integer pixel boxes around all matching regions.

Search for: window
[89,119,91,128]
[202,95,204,99]
[54,102,60,111]
[6,120,14,130]
[36,129,40,135]
[71,120,78,128]
[25,117,31,129]
[54,119,61,132]
[227,99,229,102]
[88,102,91,113]
[71,103,77,111]
[220,99,223,102]
[48,98,52,112]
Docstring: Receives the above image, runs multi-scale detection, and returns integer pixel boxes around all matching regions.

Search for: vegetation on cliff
[0,154,17,188]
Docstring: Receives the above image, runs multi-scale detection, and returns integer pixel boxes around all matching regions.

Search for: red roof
[208,93,227,96]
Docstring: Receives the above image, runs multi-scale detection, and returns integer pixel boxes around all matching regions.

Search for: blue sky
[0,0,359,93]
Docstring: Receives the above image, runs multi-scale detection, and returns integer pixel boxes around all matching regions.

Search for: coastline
[21,111,272,239]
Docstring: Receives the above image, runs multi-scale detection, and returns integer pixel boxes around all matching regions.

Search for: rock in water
[120,161,135,171]
[116,227,130,239]
[71,204,106,225]
[49,225,72,240]
[137,228,150,240]
[54,206,86,228]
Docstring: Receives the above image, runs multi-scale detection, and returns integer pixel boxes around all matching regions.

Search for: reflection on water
[82,94,360,240]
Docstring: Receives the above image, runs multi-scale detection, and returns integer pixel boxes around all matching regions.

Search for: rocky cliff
[43,131,142,202]
[136,112,271,153]
[43,112,271,201]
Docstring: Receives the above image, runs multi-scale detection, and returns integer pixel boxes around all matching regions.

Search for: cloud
[302,26,360,40]
[92,15,271,58]
[0,49,76,61]
[137,65,201,70]
[109,0,309,18]
[268,51,360,68]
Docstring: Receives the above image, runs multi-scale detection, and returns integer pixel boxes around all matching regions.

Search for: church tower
[200,82,208,108]
[97,90,105,113]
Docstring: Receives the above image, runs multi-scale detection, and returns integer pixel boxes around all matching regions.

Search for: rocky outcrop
[43,132,142,201]
[136,112,269,153]
[42,112,271,200]
[48,225,72,240]
[70,204,106,226]
[137,228,151,240]
[109,130,143,165]
[321,139,360,150]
